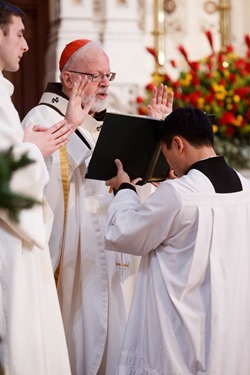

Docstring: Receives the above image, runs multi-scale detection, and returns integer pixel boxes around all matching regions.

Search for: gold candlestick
[152,0,165,74]
[217,0,231,51]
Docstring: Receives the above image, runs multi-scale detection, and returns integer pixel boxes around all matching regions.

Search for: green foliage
[0,147,40,222]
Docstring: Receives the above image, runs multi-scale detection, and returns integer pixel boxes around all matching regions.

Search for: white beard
[82,92,109,114]
[90,97,108,113]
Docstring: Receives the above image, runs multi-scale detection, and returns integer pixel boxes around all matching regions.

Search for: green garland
[0,147,40,222]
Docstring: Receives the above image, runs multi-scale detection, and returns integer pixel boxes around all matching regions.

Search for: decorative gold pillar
[152,0,166,74]
[217,0,231,51]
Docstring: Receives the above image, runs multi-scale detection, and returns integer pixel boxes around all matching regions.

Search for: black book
[85,112,170,185]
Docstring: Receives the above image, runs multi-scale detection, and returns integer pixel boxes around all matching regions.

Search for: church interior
[1,2,250,374]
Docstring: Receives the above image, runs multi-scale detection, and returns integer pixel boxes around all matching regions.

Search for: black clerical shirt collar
[187,156,242,193]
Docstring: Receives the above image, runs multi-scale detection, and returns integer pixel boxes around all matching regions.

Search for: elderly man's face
[69,47,112,113]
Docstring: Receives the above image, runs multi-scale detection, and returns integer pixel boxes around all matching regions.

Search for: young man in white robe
[22,39,173,375]
[0,2,82,374]
[105,106,250,375]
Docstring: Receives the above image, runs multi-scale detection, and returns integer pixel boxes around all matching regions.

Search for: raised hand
[24,119,74,157]
[147,83,174,120]
[65,75,95,129]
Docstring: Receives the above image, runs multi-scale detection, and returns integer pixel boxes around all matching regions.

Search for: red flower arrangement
[138,31,250,139]
[137,32,250,168]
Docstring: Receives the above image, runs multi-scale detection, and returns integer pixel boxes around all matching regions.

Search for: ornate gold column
[217,0,231,51]
[152,0,165,74]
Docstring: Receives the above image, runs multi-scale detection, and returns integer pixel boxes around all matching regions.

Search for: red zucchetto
[59,39,92,71]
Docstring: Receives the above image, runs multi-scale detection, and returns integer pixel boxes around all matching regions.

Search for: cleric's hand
[147,83,174,120]
[65,75,95,129]
[105,159,142,190]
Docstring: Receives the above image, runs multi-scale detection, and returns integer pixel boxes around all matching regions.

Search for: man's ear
[61,71,74,89]
[173,136,184,153]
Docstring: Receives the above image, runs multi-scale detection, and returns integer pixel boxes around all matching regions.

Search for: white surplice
[21,83,146,375]
[0,74,71,374]
[105,168,250,375]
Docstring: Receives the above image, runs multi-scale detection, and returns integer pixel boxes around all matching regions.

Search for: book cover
[85,112,170,185]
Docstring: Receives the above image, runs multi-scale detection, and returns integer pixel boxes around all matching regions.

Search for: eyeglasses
[68,71,116,82]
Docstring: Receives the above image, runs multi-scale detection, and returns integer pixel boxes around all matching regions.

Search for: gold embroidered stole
[54,145,69,284]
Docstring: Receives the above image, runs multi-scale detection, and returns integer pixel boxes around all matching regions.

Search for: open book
[85,112,170,185]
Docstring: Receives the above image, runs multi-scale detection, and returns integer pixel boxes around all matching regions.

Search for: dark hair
[0,1,26,35]
[160,106,214,149]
